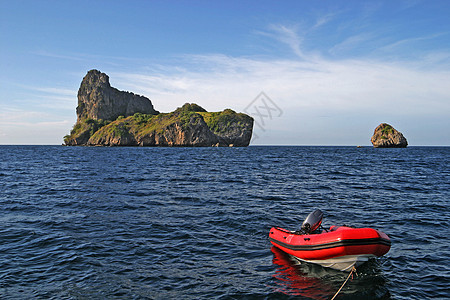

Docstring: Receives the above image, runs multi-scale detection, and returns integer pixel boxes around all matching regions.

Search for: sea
[0,145,448,299]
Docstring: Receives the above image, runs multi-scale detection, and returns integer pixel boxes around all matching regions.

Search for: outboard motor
[301,209,323,234]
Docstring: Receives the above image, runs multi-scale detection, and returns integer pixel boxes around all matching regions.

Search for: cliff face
[64,70,253,147]
[371,123,408,148]
[76,70,158,122]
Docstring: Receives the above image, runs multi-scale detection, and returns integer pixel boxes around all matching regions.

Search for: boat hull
[291,254,375,272]
[269,226,391,271]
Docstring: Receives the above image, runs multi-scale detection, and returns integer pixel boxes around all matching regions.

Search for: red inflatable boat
[269,210,391,271]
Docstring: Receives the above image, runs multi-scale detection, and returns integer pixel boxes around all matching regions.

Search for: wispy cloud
[33,87,76,96]
[32,50,88,62]
[5,11,449,145]
[378,33,448,53]
[10,85,78,109]
[32,50,145,67]
[329,33,375,56]
[104,20,450,145]
[399,0,422,10]
[112,54,450,115]
[312,11,337,29]
[0,107,72,144]
[257,24,307,59]
[0,84,78,144]
[273,24,304,58]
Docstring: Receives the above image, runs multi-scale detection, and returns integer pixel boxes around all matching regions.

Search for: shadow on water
[269,247,391,300]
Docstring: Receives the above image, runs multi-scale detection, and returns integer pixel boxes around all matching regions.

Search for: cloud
[255,24,307,59]
[10,85,78,110]
[0,108,71,144]
[0,83,77,144]
[329,33,375,56]
[4,15,449,145]
[105,17,450,145]
[109,53,450,147]
[0,107,69,126]
[399,0,422,10]
[377,33,448,54]
[32,50,142,65]
[33,87,76,96]
[270,24,305,59]
[312,11,337,29]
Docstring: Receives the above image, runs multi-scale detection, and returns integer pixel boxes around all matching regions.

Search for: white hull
[292,254,376,272]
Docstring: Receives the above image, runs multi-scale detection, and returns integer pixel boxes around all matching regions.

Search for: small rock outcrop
[64,70,254,147]
[371,123,408,148]
[76,69,158,122]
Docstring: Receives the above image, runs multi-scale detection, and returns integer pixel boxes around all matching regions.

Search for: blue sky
[1,0,449,145]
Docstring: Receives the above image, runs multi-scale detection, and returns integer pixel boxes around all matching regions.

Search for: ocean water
[0,145,449,299]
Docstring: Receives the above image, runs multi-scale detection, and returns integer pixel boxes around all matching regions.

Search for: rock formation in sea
[64,70,254,147]
[371,123,408,148]
[76,69,158,122]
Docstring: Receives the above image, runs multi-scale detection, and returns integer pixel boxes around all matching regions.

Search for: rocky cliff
[64,70,253,147]
[371,123,408,148]
[83,104,253,147]
[76,69,158,122]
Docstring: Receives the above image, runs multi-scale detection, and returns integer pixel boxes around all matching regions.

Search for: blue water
[0,146,449,299]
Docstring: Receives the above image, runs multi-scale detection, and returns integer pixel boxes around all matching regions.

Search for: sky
[1,0,449,145]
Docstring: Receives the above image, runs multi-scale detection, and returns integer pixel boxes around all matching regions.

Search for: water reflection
[271,246,336,299]
[270,246,391,299]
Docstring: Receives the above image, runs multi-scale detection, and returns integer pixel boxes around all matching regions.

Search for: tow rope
[330,266,357,300]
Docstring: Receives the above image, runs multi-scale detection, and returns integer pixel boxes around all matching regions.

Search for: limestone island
[64,70,254,147]
[371,123,408,148]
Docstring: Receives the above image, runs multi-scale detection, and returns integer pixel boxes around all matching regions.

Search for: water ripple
[0,146,449,299]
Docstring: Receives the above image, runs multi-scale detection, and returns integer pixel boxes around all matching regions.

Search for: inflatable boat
[269,209,391,271]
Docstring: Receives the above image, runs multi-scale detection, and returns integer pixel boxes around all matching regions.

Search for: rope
[330,266,357,300]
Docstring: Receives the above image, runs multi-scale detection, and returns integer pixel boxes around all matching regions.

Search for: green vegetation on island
[371,123,408,148]
[64,103,253,147]
[63,70,254,147]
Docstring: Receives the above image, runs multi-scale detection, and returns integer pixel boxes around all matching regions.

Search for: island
[63,70,254,147]
[371,123,408,148]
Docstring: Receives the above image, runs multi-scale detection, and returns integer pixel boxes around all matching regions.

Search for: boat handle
[304,238,310,241]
